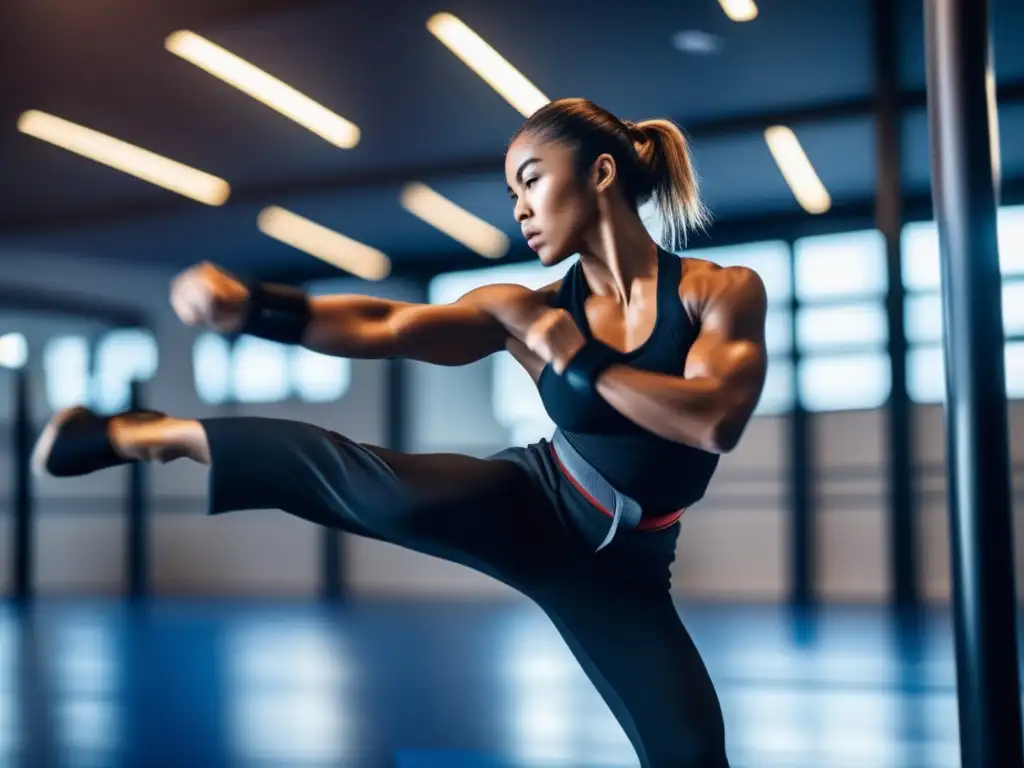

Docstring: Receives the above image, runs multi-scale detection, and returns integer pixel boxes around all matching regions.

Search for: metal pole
[12,367,33,601]
[788,243,814,609]
[126,380,149,598]
[874,0,917,609]
[924,1,1023,765]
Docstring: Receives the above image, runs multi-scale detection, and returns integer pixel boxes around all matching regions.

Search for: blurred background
[0,0,1021,766]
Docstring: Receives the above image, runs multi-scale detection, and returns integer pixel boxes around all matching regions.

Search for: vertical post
[874,0,917,609]
[788,243,814,608]
[924,1,1023,765]
[126,380,149,598]
[12,367,34,602]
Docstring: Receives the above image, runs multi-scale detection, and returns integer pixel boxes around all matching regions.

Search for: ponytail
[513,98,709,251]
[632,119,709,251]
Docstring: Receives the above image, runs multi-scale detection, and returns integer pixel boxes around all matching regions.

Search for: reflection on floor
[0,599,974,767]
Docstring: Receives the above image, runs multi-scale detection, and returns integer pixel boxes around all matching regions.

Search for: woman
[34,98,767,767]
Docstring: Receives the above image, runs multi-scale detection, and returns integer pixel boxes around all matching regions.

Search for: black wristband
[238,282,312,345]
[562,340,619,396]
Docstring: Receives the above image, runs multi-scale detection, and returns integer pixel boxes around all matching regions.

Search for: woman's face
[505,134,597,266]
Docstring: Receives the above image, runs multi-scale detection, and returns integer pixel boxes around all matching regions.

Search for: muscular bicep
[684,267,769,413]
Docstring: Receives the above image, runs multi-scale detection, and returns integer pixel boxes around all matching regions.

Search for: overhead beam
[4,81,1024,238]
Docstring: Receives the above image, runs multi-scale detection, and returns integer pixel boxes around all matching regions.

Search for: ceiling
[1,0,1023,282]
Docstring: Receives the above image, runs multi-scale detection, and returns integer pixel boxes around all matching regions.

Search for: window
[232,337,291,404]
[43,331,159,413]
[795,230,887,301]
[799,352,891,412]
[793,231,890,411]
[902,206,1024,403]
[796,303,888,352]
[194,333,351,405]
[193,334,233,405]
[92,329,158,412]
[908,343,1024,403]
[43,336,90,410]
[0,333,27,370]
[292,348,350,403]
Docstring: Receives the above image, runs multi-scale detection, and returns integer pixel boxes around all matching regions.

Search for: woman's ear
[592,153,618,193]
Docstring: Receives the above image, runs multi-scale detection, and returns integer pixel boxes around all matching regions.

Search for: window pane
[194,334,232,405]
[905,283,1024,345]
[795,230,887,300]
[0,333,28,370]
[905,293,943,344]
[688,241,792,303]
[901,221,941,291]
[44,336,90,410]
[796,302,888,351]
[92,329,158,413]
[292,349,350,403]
[1004,280,1024,337]
[764,308,792,356]
[907,346,945,404]
[798,353,891,411]
[909,343,1024,402]
[902,206,1024,292]
[998,206,1024,277]
[232,337,290,403]
[755,358,795,415]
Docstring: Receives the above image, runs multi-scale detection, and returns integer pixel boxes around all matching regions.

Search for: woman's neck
[577,201,659,305]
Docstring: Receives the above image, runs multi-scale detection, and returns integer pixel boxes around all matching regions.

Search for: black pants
[201,417,729,768]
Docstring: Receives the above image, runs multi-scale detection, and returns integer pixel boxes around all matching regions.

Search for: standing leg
[531,576,728,768]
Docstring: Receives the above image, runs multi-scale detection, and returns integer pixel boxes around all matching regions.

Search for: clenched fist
[170,262,250,333]
[524,308,586,374]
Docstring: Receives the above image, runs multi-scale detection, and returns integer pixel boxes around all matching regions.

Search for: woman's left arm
[593,266,768,453]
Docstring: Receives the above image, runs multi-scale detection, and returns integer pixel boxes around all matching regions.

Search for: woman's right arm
[304,284,534,366]
[170,262,553,367]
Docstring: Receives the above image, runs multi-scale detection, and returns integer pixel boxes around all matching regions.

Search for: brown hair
[511,98,708,250]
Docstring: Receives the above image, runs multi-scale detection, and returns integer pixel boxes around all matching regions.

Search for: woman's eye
[524,177,538,188]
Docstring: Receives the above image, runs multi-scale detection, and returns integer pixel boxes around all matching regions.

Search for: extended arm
[301,283,555,366]
[593,267,768,453]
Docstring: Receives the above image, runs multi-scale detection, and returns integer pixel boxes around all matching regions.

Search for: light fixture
[426,13,549,117]
[764,125,832,215]
[0,333,28,370]
[17,110,230,206]
[671,30,722,55]
[257,206,391,281]
[718,0,758,22]
[400,183,509,259]
[166,30,361,149]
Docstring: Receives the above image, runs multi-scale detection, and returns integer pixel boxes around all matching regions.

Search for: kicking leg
[34,408,567,586]
[532,576,729,768]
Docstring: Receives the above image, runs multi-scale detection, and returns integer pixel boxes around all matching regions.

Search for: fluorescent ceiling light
[17,110,230,205]
[0,333,27,370]
[426,13,548,117]
[400,183,509,259]
[718,0,758,22]
[258,206,391,281]
[764,126,832,215]
[166,30,360,149]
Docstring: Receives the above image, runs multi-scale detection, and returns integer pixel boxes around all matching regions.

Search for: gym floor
[0,598,965,767]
